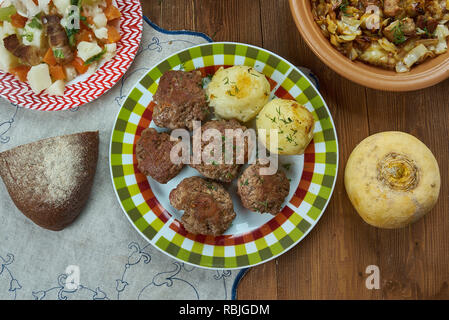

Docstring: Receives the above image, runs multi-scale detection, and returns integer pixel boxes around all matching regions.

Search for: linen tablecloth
[0,17,247,301]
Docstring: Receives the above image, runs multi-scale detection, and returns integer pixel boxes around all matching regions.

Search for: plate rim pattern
[109,42,339,269]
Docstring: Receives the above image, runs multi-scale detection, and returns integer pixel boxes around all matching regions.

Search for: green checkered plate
[110,42,338,269]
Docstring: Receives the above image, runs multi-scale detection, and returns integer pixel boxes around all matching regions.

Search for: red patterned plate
[0,0,142,111]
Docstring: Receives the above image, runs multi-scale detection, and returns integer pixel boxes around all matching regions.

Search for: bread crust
[0,131,99,231]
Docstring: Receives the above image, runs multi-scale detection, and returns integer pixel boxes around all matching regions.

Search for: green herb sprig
[53,48,65,59]
[393,22,406,45]
[28,16,42,29]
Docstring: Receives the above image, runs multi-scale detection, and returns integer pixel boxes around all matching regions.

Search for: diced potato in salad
[0,0,121,96]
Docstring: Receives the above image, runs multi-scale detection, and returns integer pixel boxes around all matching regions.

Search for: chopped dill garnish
[422,27,432,38]
[279,117,293,125]
[259,200,269,211]
[225,172,234,179]
[265,114,277,123]
[339,0,351,16]
[393,21,406,44]
[276,105,281,116]
[286,133,298,146]
[206,183,217,190]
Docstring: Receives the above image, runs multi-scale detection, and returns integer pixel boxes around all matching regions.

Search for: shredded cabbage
[378,38,398,53]
[337,15,362,36]
[395,61,408,73]
[435,24,449,54]
[359,42,395,68]
[312,0,449,72]
[403,44,429,68]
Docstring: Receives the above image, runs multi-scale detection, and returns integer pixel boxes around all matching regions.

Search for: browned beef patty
[153,70,210,130]
[191,119,250,183]
[169,176,236,236]
[237,161,290,215]
[136,128,184,184]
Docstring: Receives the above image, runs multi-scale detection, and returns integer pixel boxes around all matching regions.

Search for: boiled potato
[64,65,77,82]
[103,43,116,61]
[52,0,71,15]
[93,12,107,28]
[94,27,108,40]
[256,98,315,155]
[206,65,270,122]
[27,64,52,94]
[45,80,65,96]
[77,41,103,62]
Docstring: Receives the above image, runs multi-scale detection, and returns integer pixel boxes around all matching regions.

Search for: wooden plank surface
[142,0,449,299]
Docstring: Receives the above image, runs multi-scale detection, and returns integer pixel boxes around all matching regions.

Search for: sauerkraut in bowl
[311,0,449,72]
[0,0,121,96]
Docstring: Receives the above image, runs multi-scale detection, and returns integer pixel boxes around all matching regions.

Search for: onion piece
[434,24,449,54]
[402,44,429,68]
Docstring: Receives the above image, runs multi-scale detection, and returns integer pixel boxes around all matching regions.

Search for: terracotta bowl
[289,0,449,91]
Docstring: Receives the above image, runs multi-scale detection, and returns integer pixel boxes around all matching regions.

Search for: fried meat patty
[153,70,210,130]
[191,119,250,183]
[237,161,290,215]
[169,176,236,236]
[136,128,184,184]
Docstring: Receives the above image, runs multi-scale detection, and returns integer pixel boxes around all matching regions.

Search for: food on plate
[0,0,121,95]
[206,65,270,122]
[3,33,40,65]
[191,119,251,183]
[237,160,290,215]
[45,78,65,95]
[256,98,315,155]
[153,70,211,131]
[136,128,185,184]
[42,14,74,64]
[169,176,236,236]
[27,63,52,93]
[344,131,441,229]
[0,131,99,231]
[311,0,449,72]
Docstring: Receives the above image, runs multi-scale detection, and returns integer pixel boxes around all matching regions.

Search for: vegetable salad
[0,0,121,95]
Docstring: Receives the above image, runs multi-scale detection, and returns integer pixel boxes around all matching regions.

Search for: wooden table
[143,0,449,299]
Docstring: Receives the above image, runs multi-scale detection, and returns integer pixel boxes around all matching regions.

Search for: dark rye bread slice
[0,131,99,231]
